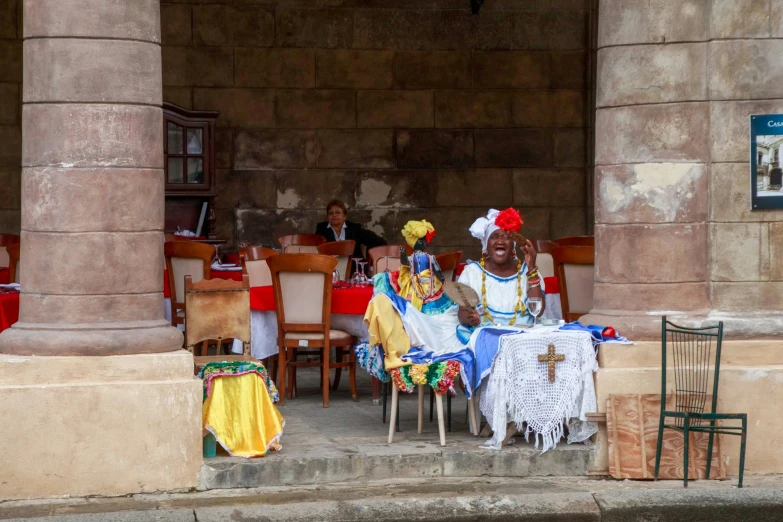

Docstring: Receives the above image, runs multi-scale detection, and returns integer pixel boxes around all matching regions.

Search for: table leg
[388,385,399,444]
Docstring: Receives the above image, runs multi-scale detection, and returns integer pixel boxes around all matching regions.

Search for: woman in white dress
[363,208,545,370]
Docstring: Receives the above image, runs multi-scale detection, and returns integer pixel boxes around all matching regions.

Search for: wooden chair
[552,235,594,247]
[6,242,20,284]
[0,233,19,268]
[317,240,355,281]
[164,241,214,328]
[654,317,747,488]
[369,245,412,274]
[239,246,279,287]
[184,274,251,366]
[534,240,559,279]
[551,246,594,322]
[278,234,325,254]
[267,253,358,407]
[435,251,462,282]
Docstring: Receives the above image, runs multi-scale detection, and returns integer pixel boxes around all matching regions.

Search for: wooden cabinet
[163,103,222,241]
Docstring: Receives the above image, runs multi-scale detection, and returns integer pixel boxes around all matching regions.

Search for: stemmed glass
[350,257,363,286]
[528,297,543,327]
[331,255,342,283]
[357,261,369,285]
[211,244,221,267]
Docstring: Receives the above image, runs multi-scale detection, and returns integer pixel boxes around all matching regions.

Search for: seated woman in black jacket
[315,199,387,260]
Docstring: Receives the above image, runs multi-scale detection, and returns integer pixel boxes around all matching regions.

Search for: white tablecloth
[480,328,598,452]
[165,297,369,358]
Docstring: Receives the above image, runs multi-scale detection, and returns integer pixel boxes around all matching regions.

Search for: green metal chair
[654,316,747,488]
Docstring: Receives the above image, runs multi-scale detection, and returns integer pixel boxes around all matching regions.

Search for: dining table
[0,291,20,334]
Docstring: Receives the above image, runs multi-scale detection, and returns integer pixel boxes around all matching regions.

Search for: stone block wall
[591,0,783,337]
[0,0,20,234]
[160,0,591,258]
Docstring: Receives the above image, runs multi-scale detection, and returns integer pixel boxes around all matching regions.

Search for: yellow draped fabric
[203,373,285,458]
[396,266,440,311]
[401,220,435,248]
[364,295,412,370]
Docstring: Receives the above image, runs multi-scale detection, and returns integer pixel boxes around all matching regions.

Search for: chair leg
[288,348,297,400]
[706,420,716,480]
[322,348,330,408]
[277,347,286,406]
[683,415,690,488]
[429,386,434,422]
[388,385,399,444]
[332,347,343,391]
[348,346,358,401]
[435,392,446,447]
[382,380,388,423]
[201,340,209,356]
[468,396,478,436]
[417,385,424,434]
[739,414,747,489]
[447,392,452,432]
[654,416,665,481]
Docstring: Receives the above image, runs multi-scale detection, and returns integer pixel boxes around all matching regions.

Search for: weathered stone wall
[0,0,20,234]
[589,0,783,338]
[160,0,591,258]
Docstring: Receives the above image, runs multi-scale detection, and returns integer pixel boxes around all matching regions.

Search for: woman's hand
[458,306,481,327]
[522,239,537,270]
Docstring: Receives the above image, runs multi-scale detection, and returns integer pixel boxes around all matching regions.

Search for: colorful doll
[372,220,453,315]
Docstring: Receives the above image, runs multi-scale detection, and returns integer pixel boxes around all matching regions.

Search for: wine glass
[350,257,363,286]
[211,244,221,267]
[357,261,369,285]
[528,297,543,327]
[331,255,342,283]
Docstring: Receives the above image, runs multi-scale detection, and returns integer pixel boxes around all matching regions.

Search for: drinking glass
[357,261,369,285]
[528,297,543,327]
[350,257,364,286]
[332,255,342,283]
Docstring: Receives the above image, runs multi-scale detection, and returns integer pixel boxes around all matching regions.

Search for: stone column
[0,0,181,355]
[584,0,783,339]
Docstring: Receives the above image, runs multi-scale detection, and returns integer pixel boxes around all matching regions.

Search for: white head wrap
[469,209,500,252]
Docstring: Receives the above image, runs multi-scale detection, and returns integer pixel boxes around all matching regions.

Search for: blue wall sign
[750,114,783,210]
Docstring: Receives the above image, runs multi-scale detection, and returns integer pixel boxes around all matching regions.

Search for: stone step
[198,439,597,490]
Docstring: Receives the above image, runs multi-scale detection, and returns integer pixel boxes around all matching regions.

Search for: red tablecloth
[0,268,8,285]
[0,292,19,333]
[250,285,373,315]
[163,269,243,298]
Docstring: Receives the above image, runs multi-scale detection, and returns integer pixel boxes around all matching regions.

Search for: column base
[0,320,183,355]
[595,340,783,476]
[0,350,202,500]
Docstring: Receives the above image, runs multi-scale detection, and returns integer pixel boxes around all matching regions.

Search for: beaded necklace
[479,257,524,326]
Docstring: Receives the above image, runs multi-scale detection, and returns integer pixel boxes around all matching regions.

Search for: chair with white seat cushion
[267,253,358,407]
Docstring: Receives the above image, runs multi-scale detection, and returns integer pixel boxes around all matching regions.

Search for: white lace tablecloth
[480,328,598,452]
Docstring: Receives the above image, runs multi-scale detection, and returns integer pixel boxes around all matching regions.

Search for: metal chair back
[661,317,723,427]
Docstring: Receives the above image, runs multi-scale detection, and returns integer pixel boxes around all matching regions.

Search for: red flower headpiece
[425,230,436,243]
[495,208,523,233]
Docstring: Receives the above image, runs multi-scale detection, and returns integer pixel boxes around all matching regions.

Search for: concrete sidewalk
[2,475,782,522]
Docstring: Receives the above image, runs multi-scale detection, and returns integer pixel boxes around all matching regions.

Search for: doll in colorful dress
[372,220,453,315]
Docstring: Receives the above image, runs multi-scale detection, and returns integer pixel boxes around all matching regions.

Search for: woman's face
[327,205,347,229]
[486,229,514,265]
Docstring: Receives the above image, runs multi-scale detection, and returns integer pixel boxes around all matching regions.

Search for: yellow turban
[401,220,435,248]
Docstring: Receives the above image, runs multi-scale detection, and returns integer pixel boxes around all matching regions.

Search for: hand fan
[443,282,480,309]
